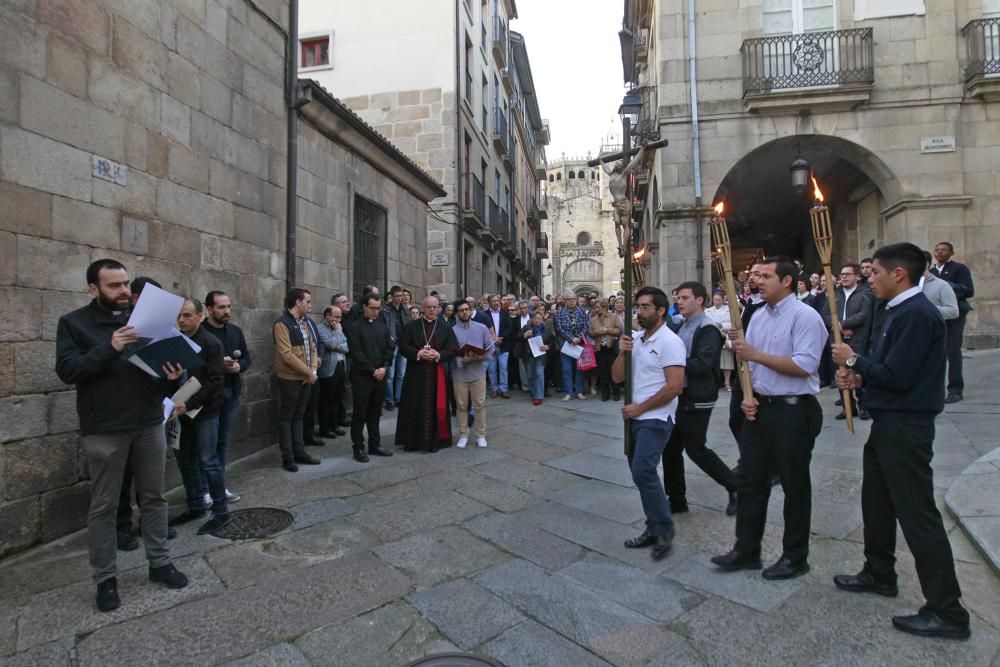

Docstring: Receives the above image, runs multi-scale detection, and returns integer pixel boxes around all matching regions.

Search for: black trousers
[735,396,822,563]
[318,362,346,433]
[116,459,137,532]
[596,348,615,398]
[861,418,968,625]
[302,381,319,442]
[350,372,384,451]
[663,403,736,503]
[945,313,966,394]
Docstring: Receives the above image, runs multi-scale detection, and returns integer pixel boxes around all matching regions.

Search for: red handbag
[576,336,597,371]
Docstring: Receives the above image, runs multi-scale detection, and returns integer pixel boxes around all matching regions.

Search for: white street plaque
[92,155,129,186]
[920,136,956,154]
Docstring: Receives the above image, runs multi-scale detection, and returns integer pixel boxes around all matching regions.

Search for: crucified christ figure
[602,143,652,257]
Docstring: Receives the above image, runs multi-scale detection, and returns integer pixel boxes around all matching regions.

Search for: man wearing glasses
[834,264,872,420]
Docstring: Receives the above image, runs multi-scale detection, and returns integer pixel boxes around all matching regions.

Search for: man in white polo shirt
[612,286,687,560]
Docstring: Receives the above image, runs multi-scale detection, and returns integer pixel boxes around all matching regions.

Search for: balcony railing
[485,197,499,240]
[493,108,509,155]
[741,28,873,96]
[492,18,508,68]
[537,231,549,259]
[497,208,510,245]
[635,28,649,63]
[963,18,1000,80]
[464,175,485,224]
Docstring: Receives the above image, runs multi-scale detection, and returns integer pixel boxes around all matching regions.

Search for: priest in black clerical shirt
[344,293,394,462]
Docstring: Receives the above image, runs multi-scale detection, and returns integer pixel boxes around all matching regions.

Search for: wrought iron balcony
[635,28,650,64]
[463,175,486,230]
[482,197,500,242]
[492,18,508,69]
[741,28,874,102]
[493,108,509,155]
[537,231,549,259]
[962,18,1000,100]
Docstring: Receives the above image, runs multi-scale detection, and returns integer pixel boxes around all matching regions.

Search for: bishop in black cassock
[395,298,459,452]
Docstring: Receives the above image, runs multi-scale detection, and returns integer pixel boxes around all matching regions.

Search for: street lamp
[790,157,811,193]
[618,91,642,144]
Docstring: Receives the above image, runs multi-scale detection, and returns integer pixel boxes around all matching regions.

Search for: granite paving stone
[480,620,612,667]
[288,497,356,529]
[661,553,803,613]
[491,437,577,463]
[407,578,525,649]
[556,554,705,622]
[545,478,646,524]
[373,525,509,590]
[342,458,446,491]
[455,476,539,512]
[429,445,511,467]
[474,457,582,494]
[15,554,223,652]
[232,474,366,509]
[346,468,492,510]
[348,489,491,542]
[463,510,586,571]
[0,607,15,658]
[562,419,624,438]
[0,638,73,667]
[544,450,637,487]
[497,421,610,451]
[296,601,449,667]
[74,555,411,666]
[220,643,312,667]
[474,558,673,662]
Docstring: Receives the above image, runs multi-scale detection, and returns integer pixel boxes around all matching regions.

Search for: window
[591,171,597,179]
[577,170,585,179]
[763,0,835,35]
[300,36,330,69]
[464,35,473,103]
[576,232,591,246]
[556,173,561,180]
[548,174,554,182]
[568,171,575,179]
[353,196,386,302]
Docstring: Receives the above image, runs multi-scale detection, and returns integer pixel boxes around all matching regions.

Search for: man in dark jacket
[664,282,738,516]
[344,293,394,462]
[382,285,408,409]
[55,259,188,613]
[169,298,229,536]
[931,241,974,403]
[834,263,872,420]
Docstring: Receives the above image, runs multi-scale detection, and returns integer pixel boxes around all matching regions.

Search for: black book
[129,335,205,378]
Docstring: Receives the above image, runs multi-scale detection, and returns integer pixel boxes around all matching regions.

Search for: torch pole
[622,118,634,458]
[709,213,754,398]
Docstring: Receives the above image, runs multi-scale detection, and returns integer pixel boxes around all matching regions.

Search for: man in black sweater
[56,260,188,613]
[663,281,737,516]
[931,241,974,403]
[344,293,394,462]
[832,242,970,640]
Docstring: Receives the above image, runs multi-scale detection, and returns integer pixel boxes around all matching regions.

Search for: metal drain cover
[210,507,294,540]
[404,654,504,666]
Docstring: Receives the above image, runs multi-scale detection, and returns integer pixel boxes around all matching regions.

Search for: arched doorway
[562,258,603,296]
[711,135,901,278]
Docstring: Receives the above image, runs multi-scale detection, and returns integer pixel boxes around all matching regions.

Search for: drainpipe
[453,0,464,298]
[688,0,705,283]
[284,0,300,289]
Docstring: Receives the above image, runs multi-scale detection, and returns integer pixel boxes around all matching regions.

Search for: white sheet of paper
[126,284,184,340]
[162,398,174,423]
[527,335,546,358]
[129,354,160,378]
[561,341,583,359]
[170,376,203,420]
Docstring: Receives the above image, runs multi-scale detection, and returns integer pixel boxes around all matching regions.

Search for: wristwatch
[845,354,859,368]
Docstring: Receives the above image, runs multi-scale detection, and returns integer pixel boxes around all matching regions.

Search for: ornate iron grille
[352,195,386,302]
[634,85,657,138]
[963,18,1000,80]
[741,28,873,96]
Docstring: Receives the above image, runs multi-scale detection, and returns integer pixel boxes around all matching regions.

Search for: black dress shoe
[338,420,352,427]
[167,527,177,539]
[835,411,847,420]
[319,431,338,439]
[304,439,325,447]
[149,563,188,589]
[892,609,970,639]
[96,578,120,612]
[835,397,844,406]
[333,427,347,436]
[624,531,655,549]
[670,501,689,514]
[944,392,962,404]
[282,460,299,472]
[651,531,674,561]
[833,571,898,597]
[353,449,370,463]
[711,549,762,571]
[859,409,870,420]
[197,513,232,535]
[294,454,322,465]
[384,401,395,411]
[725,491,738,517]
[369,447,394,457]
[117,529,139,551]
[762,557,810,580]
[167,509,206,527]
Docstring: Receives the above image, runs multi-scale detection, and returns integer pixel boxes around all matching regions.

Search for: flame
[713,202,724,216]
[811,176,825,203]
[633,245,646,261]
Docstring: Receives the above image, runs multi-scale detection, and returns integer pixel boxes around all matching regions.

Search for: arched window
[568,171,575,179]
[591,171,596,179]
[556,173,562,180]
[548,174,554,182]
[577,171,585,179]
[576,231,591,246]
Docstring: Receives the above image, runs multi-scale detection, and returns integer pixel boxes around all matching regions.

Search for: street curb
[945,446,1000,578]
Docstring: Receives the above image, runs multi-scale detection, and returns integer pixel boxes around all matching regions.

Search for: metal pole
[622,117,634,458]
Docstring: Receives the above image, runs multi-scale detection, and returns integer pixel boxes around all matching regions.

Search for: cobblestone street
[2,352,999,666]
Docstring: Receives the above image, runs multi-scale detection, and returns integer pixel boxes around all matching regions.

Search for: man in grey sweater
[921,251,959,321]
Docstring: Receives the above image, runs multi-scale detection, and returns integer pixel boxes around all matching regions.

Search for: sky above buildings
[514,0,625,162]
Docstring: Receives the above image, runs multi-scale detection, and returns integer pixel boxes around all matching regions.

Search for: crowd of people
[55,239,976,639]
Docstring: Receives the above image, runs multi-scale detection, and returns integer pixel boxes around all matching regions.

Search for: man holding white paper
[56,259,189,613]
[521,309,555,405]
[451,300,494,447]
[554,292,590,401]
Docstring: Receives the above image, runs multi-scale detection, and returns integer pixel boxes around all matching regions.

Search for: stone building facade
[0,0,441,556]
[543,156,622,299]
[623,0,1000,346]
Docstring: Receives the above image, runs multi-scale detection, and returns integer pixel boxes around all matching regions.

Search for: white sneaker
[562,395,572,401]
[225,489,240,503]
[477,437,488,448]
[456,437,468,448]
[590,387,598,395]
[202,492,212,509]
[576,393,587,400]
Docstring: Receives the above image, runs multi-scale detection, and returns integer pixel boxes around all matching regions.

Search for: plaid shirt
[554,306,590,345]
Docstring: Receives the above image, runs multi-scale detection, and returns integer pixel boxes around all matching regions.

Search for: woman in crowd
[520,309,554,405]
[796,278,813,303]
[589,298,621,401]
[704,291,735,391]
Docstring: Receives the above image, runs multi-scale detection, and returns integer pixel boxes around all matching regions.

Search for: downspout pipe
[688,0,705,283]
[454,0,464,298]
[285,0,300,289]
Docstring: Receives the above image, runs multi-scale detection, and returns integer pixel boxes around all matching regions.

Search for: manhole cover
[210,507,294,540]
[404,654,504,667]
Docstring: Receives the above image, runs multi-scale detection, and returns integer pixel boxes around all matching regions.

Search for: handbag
[576,336,597,371]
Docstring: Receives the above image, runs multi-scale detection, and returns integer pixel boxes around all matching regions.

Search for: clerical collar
[423,317,436,323]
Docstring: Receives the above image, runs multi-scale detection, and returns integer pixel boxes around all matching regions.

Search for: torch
[809,177,855,433]
[709,203,754,401]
